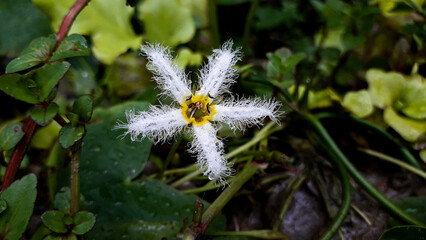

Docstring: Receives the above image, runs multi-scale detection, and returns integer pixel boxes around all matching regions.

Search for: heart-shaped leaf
[0,174,37,240]
[0,122,25,151]
[5,34,56,73]
[30,102,59,126]
[389,197,426,227]
[72,96,93,123]
[59,124,85,149]
[0,62,70,104]
[72,211,95,235]
[379,226,426,240]
[41,210,68,233]
[50,34,91,61]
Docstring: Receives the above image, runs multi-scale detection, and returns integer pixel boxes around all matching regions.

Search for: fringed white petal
[141,43,192,102]
[213,97,281,131]
[190,123,233,185]
[198,40,241,98]
[116,106,187,144]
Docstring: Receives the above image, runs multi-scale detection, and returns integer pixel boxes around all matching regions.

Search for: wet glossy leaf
[72,211,95,235]
[383,108,426,142]
[379,226,426,240]
[59,124,85,149]
[342,90,374,118]
[139,0,195,46]
[0,62,70,104]
[30,102,59,126]
[389,197,426,227]
[72,96,93,123]
[0,199,7,214]
[394,80,426,120]
[0,0,52,56]
[5,34,56,73]
[0,123,24,151]
[366,69,406,108]
[34,0,141,64]
[50,34,91,61]
[0,174,37,240]
[41,210,67,233]
[64,57,97,95]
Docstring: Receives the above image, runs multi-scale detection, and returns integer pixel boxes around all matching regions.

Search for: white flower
[117,40,280,184]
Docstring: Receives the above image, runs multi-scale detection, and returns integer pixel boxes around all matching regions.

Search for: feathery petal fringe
[116,106,187,144]
[213,97,282,131]
[198,40,241,98]
[190,123,233,184]
[141,43,192,102]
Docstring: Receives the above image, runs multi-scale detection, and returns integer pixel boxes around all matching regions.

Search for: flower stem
[358,148,426,180]
[306,113,424,226]
[70,138,83,216]
[242,0,259,51]
[208,0,220,48]
[272,173,307,231]
[54,0,90,50]
[315,112,421,169]
[1,117,37,190]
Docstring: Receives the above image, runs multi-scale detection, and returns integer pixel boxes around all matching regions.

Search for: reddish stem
[54,0,89,50]
[54,114,68,127]
[1,118,37,190]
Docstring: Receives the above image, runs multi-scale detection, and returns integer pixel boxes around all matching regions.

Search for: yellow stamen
[181,94,216,126]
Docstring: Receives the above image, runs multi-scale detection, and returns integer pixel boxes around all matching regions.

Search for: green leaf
[72,211,95,235]
[6,34,56,73]
[379,226,426,240]
[389,197,426,227]
[0,123,25,151]
[72,96,93,123]
[50,34,91,61]
[0,62,70,104]
[394,80,426,120]
[43,235,63,240]
[0,0,52,56]
[54,187,85,214]
[34,0,142,64]
[342,90,374,118]
[0,199,7,214]
[176,48,203,68]
[0,174,37,240]
[138,0,195,46]
[383,108,426,142]
[366,69,406,108]
[41,210,68,233]
[30,102,59,126]
[31,121,61,149]
[59,124,85,149]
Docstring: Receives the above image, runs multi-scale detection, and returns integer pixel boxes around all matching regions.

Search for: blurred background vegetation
[1,0,426,239]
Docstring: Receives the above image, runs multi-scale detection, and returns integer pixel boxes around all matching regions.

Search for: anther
[188,103,193,108]
[206,103,212,115]
[208,93,214,99]
[189,107,197,119]
[185,95,192,101]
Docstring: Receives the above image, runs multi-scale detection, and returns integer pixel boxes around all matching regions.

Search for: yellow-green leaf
[366,69,405,108]
[383,108,426,142]
[34,0,142,64]
[176,48,203,68]
[342,90,374,118]
[138,0,195,46]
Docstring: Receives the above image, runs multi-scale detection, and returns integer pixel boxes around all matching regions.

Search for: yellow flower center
[181,94,216,126]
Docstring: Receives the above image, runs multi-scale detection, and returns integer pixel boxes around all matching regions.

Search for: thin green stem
[307,113,424,226]
[70,138,83,216]
[358,148,426,180]
[158,135,182,179]
[351,203,372,226]
[273,173,307,231]
[242,0,259,51]
[208,0,220,48]
[315,112,421,169]
[170,169,202,188]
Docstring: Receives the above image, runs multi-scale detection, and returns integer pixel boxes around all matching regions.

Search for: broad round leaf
[5,34,56,74]
[389,197,426,227]
[0,62,70,104]
[366,69,405,108]
[0,123,25,151]
[379,226,426,240]
[30,102,59,126]
[0,174,37,240]
[342,90,374,118]
[383,108,426,142]
[72,211,95,235]
[139,0,195,46]
[41,210,67,233]
[59,124,85,149]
